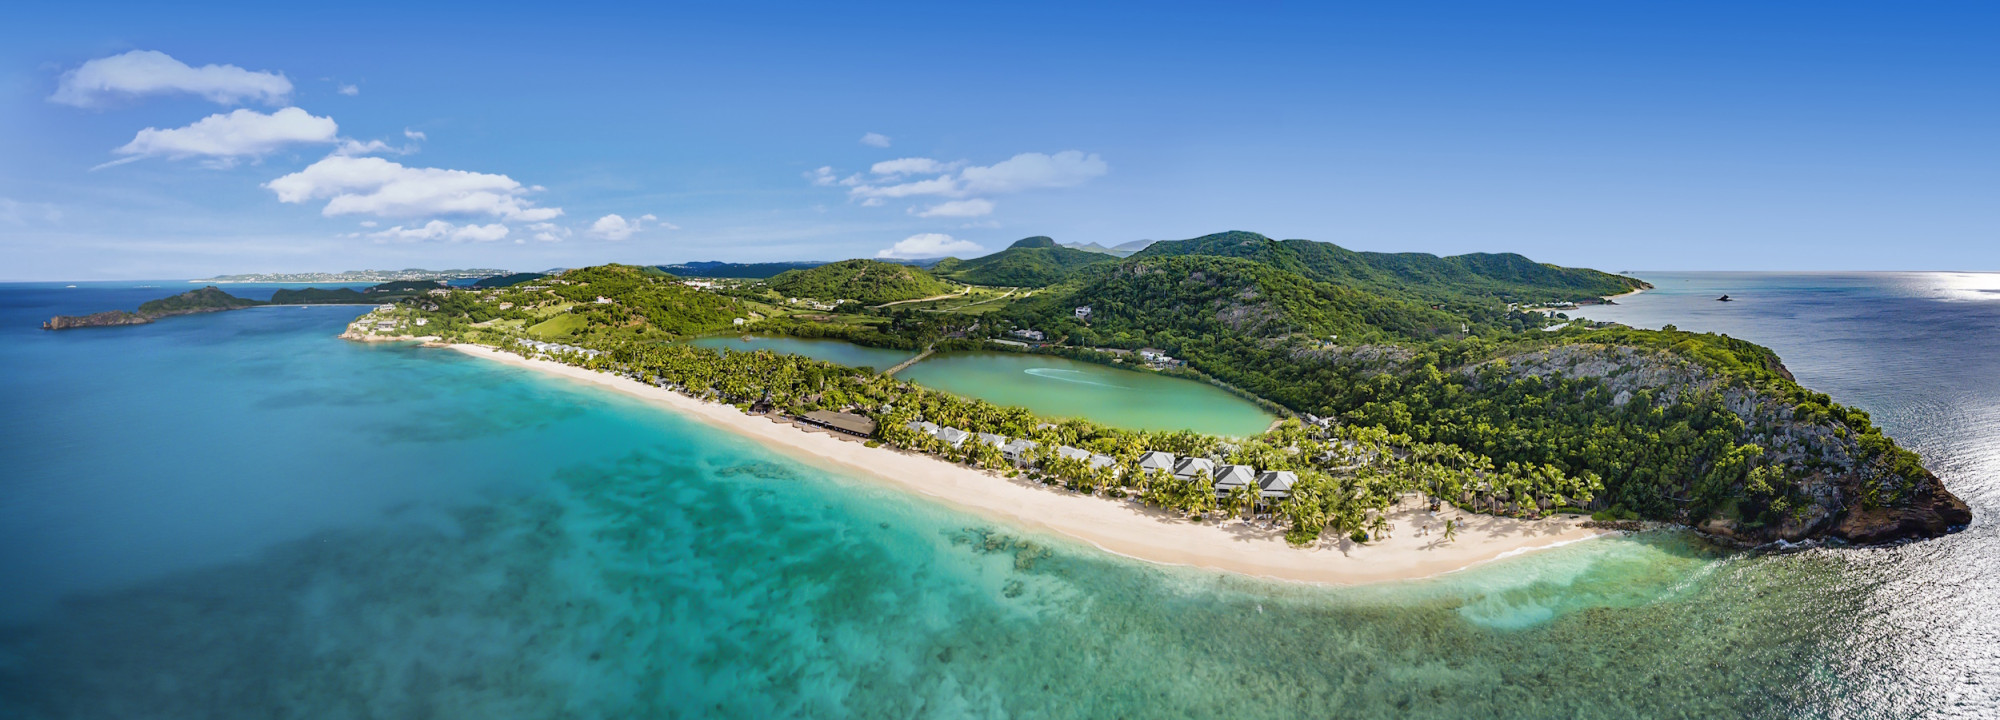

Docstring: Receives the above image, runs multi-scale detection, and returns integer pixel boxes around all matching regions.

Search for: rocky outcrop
[1482,343,1970,546]
[43,286,261,330]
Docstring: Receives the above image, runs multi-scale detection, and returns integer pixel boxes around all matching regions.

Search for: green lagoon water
[689,334,917,371]
[898,351,1277,436]
[2,278,1997,718]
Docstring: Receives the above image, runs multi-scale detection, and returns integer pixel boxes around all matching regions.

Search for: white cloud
[332,138,408,156]
[806,166,839,186]
[403,129,426,141]
[529,222,571,243]
[590,212,672,240]
[841,150,1108,203]
[876,233,981,259]
[958,150,1108,194]
[912,198,995,218]
[870,157,960,177]
[337,83,359,96]
[51,50,292,108]
[367,220,510,243]
[265,156,562,221]
[358,220,378,227]
[102,107,337,169]
[859,132,891,148]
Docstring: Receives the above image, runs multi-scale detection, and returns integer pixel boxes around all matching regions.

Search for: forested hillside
[931,236,1118,286]
[768,259,956,303]
[1134,231,1646,304]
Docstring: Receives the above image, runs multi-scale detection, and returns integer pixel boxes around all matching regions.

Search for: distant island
[42,281,451,330]
[194,268,513,284]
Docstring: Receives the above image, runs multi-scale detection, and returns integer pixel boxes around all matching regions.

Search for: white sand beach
[447,343,1608,585]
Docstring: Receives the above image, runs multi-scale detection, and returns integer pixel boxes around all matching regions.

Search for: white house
[906,420,940,437]
[1056,446,1092,463]
[976,432,1008,449]
[936,427,971,448]
[1257,471,1298,501]
[1173,457,1216,483]
[1074,305,1092,320]
[1137,451,1176,475]
[1212,464,1259,496]
[733,318,747,326]
[1009,329,1045,342]
[1002,438,1039,464]
[594,296,613,304]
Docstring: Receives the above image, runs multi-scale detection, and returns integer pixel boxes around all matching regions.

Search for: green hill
[931,236,1120,286]
[545,265,745,337]
[471,272,547,289]
[137,286,263,315]
[767,259,955,304]
[1133,231,1645,303]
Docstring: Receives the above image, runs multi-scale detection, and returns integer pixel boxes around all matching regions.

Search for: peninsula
[323,232,1966,556]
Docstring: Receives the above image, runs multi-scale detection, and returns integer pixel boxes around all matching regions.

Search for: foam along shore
[445,343,1608,585]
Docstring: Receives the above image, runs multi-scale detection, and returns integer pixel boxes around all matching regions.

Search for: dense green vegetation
[767,259,957,304]
[1134,231,1646,304]
[659,260,826,279]
[136,286,263,314]
[470,272,547,289]
[931,236,1118,286]
[376,227,1950,543]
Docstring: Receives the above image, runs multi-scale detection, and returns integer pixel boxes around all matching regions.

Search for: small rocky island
[41,282,449,330]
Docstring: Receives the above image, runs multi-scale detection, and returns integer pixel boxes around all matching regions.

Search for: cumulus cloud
[100,107,337,169]
[337,83,359,96]
[403,129,426,141]
[529,222,571,243]
[876,232,981,259]
[265,156,561,221]
[958,150,1108,194]
[912,198,994,218]
[870,157,958,177]
[368,220,509,243]
[841,150,1108,203]
[51,50,292,108]
[805,166,839,186]
[859,132,891,148]
[589,212,672,240]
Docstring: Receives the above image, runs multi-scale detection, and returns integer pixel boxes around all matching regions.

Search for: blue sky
[1,1,1994,280]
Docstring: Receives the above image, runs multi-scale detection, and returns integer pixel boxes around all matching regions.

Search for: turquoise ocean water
[0,275,1995,718]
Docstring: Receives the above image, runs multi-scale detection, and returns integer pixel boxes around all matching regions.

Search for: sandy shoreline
[444,343,1609,585]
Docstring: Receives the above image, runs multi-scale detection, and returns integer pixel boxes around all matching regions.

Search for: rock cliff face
[42,310,154,330]
[1490,344,1969,545]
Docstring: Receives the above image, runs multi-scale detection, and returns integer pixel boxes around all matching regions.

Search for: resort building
[906,420,940,437]
[1137,451,1177,475]
[1212,464,1259,496]
[1074,305,1092,320]
[936,427,971,448]
[1002,438,1039,464]
[1173,457,1216,483]
[1008,328,1045,342]
[1055,445,1092,463]
[1088,453,1118,470]
[1257,471,1298,501]
[800,410,877,438]
[976,432,1008,449]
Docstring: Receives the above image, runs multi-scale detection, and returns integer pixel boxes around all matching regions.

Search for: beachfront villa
[1212,464,1258,496]
[1138,451,1176,475]
[936,427,971,448]
[1173,457,1216,482]
[977,432,1008,449]
[906,420,940,437]
[1257,471,1297,501]
[1002,438,1039,464]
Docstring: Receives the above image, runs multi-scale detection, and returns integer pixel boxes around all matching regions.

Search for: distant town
[194,268,517,284]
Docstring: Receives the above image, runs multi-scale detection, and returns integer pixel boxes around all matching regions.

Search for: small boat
[1717,294,1733,302]
[65,284,76,288]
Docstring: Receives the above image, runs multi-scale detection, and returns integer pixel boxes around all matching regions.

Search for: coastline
[443,342,1610,585]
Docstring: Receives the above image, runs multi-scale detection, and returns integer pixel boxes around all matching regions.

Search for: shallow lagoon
[898,350,1278,436]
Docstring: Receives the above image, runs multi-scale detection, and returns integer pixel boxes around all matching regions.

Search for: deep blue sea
[0,275,1995,719]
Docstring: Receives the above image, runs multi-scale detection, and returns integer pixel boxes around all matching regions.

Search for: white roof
[906,420,940,435]
[1257,471,1298,496]
[1173,457,1215,477]
[936,427,970,446]
[1089,454,1117,469]
[1002,438,1038,454]
[1213,464,1258,489]
[977,432,1008,448]
[1137,451,1176,470]
[1056,446,1092,461]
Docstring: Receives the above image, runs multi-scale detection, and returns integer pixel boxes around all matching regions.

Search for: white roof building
[976,432,1008,449]
[1213,464,1259,494]
[1002,438,1039,463]
[1056,446,1092,462]
[906,420,940,436]
[1137,451,1176,473]
[1173,457,1216,482]
[1257,471,1298,500]
[936,427,971,447]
